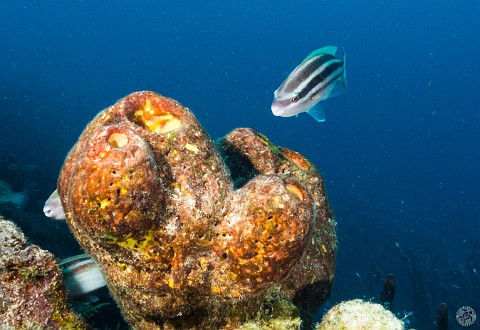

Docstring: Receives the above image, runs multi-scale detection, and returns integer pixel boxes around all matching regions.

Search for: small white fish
[43,189,66,220]
[401,311,414,320]
[355,272,363,281]
[272,46,347,122]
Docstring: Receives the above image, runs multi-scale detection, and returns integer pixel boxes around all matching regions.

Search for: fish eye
[291,95,300,103]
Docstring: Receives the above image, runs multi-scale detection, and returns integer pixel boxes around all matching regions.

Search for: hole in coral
[108,132,129,148]
[220,252,227,260]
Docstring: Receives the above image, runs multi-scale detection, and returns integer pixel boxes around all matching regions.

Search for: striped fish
[60,254,107,300]
[271,46,347,122]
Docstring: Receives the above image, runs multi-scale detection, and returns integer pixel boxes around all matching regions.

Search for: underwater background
[0,0,478,328]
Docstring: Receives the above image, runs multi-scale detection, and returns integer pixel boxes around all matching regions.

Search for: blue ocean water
[0,1,478,328]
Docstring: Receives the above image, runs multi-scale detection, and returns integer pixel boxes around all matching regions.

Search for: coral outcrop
[57,91,337,328]
[0,216,87,329]
[316,299,404,330]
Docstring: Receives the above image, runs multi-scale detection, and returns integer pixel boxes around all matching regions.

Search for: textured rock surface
[57,91,337,328]
[317,299,404,330]
[0,216,87,329]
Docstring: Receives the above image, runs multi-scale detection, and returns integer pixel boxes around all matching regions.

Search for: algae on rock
[0,215,88,329]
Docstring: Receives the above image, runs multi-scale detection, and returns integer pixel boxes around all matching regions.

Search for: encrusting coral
[57,91,337,328]
[0,216,88,329]
[316,299,404,330]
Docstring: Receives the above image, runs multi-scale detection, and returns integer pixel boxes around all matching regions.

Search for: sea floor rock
[317,299,405,330]
[57,91,337,329]
[0,215,87,329]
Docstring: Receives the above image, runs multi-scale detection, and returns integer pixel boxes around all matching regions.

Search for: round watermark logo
[456,306,476,327]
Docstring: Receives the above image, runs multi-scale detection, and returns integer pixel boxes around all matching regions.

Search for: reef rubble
[0,216,88,329]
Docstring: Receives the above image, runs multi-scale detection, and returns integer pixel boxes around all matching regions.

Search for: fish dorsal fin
[307,103,326,122]
[302,46,338,63]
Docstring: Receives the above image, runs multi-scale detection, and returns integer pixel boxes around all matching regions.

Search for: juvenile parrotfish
[271,46,347,122]
[43,189,66,220]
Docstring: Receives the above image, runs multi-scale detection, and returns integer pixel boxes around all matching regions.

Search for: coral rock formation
[57,91,336,328]
[317,299,404,330]
[0,216,87,329]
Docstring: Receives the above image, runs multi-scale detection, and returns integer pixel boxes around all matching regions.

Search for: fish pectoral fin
[307,104,326,122]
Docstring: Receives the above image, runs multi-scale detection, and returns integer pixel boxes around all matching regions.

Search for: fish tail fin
[341,50,348,91]
[326,51,348,99]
